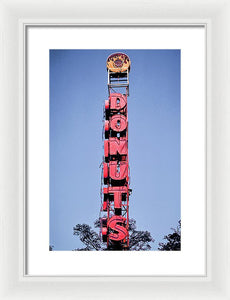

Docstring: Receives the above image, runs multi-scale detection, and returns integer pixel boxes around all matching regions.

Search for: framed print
[0,0,230,299]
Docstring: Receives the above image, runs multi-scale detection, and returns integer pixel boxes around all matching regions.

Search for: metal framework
[100,53,131,250]
[107,69,130,96]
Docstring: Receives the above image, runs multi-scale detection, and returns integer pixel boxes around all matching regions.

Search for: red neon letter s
[108,216,128,241]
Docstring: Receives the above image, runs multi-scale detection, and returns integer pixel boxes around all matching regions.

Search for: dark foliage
[73,224,102,251]
[158,220,181,251]
[129,218,154,251]
[73,218,154,251]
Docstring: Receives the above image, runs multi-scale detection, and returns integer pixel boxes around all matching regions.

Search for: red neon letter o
[110,115,127,132]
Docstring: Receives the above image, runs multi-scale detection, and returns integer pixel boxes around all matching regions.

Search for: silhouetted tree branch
[158,220,181,251]
[73,224,102,251]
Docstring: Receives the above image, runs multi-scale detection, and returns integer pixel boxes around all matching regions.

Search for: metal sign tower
[100,53,131,250]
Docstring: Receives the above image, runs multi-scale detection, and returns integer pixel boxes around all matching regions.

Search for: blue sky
[50,49,180,250]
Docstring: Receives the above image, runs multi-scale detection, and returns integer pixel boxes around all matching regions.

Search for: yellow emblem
[107,53,131,73]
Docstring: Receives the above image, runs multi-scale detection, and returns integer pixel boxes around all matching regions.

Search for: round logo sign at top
[107,53,131,73]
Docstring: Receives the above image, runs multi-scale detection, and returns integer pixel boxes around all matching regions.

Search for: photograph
[49,49,181,251]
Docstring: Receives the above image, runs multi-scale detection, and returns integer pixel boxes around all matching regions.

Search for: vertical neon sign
[101,53,131,250]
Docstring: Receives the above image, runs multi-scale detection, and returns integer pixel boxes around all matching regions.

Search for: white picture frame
[0,0,229,299]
